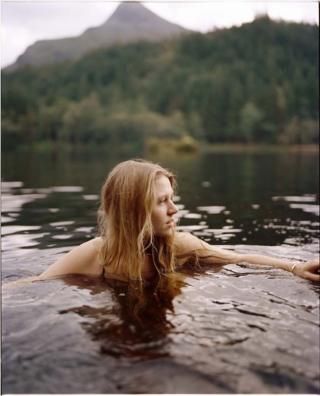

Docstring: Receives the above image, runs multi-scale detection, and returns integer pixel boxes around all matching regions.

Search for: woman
[34,159,319,283]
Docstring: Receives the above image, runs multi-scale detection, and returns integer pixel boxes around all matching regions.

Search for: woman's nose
[168,200,178,215]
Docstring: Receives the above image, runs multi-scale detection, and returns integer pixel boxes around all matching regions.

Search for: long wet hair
[98,159,176,281]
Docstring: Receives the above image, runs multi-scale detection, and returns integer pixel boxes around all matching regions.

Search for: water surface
[2,147,319,393]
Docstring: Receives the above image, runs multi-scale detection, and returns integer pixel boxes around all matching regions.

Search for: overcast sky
[1,0,318,68]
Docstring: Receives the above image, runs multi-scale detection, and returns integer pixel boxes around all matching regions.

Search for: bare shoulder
[174,232,208,255]
[39,237,104,279]
[174,231,240,266]
[90,236,104,253]
[63,237,103,260]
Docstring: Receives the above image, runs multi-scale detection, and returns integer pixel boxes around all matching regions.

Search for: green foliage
[2,18,318,148]
[278,117,319,144]
[240,102,264,142]
[146,135,199,154]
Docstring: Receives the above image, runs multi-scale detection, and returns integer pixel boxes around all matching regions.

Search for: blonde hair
[98,159,176,281]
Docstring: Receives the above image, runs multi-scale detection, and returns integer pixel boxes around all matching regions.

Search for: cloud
[2,2,117,37]
[147,1,318,32]
[147,2,257,32]
[1,2,117,66]
[2,23,35,67]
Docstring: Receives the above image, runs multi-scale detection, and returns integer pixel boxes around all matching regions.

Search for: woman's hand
[2,276,41,289]
[293,259,320,281]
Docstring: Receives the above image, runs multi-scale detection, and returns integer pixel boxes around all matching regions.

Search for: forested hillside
[2,16,318,149]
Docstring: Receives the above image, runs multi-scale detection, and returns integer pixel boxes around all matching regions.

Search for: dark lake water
[2,146,320,393]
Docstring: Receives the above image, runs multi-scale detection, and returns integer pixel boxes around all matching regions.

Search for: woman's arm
[234,254,319,281]
[3,238,103,288]
[39,238,103,280]
[175,232,320,281]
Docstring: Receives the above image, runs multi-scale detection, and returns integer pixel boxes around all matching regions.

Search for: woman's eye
[158,194,173,204]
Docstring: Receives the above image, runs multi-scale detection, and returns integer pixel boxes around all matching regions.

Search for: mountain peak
[6,2,191,70]
[108,2,157,24]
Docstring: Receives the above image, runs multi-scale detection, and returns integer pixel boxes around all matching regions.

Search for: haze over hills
[7,2,192,70]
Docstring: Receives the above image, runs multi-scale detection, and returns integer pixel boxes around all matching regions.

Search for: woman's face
[151,175,178,237]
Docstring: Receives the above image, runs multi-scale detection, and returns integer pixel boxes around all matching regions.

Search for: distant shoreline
[6,141,319,155]
[201,143,319,154]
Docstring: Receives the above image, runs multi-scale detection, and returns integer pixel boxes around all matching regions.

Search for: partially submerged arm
[3,238,103,288]
[175,232,320,281]
[2,276,42,289]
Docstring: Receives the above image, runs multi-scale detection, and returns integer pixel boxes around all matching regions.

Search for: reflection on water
[1,147,319,393]
[60,274,186,360]
[3,255,319,393]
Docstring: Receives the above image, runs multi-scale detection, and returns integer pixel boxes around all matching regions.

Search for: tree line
[2,15,318,150]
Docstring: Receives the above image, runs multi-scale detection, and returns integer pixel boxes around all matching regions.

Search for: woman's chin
[154,227,175,238]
